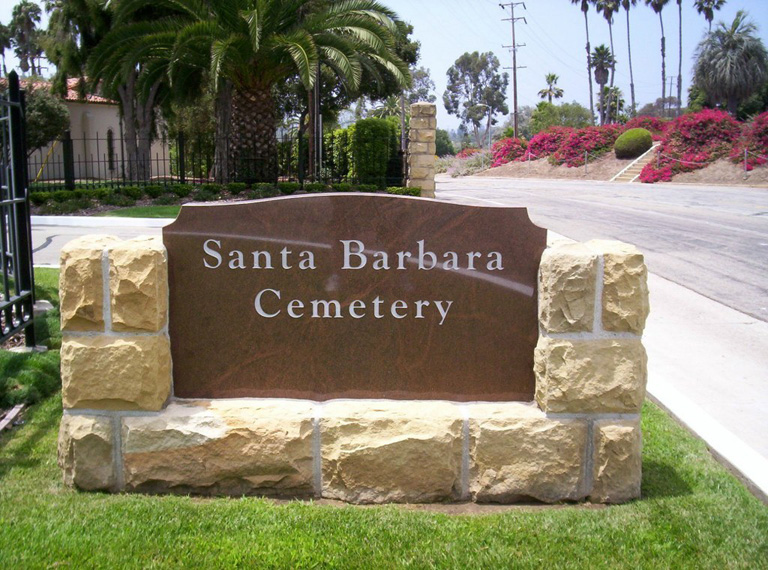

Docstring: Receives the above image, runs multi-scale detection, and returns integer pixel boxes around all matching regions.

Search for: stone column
[407,103,437,198]
[535,239,650,503]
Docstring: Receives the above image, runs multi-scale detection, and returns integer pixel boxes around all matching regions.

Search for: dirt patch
[665,158,768,187]
[474,154,632,181]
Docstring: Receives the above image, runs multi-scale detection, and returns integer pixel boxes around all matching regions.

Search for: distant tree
[638,96,680,116]
[10,1,44,75]
[693,10,768,116]
[443,51,509,148]
[370,96,400,118]
[530,101,592,133]
[0,23,11,77]
[570,0,596,124]
[598,86,625,123]
[591,44,615,125]
[502,104,534,139]
[694,0,726,32]
[538,73,564,103]
[645,0,671,116]
[621,0,638,115]
[435,128,455,156]
[25,87,70,156]
[407,66,436,104]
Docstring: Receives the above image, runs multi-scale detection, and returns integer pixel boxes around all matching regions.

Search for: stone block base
[59,399,642,504]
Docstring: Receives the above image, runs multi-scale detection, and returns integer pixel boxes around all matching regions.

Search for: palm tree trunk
[626,9,636,116]
[677,1,683,116]
[584,12,595,125]
[607,22,615,122]
[659,12,667,117]
[599,83,606,125]
[230,82,278,184]
[214,80,233,183]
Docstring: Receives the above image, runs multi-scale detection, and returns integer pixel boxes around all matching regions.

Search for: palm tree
[570,0,596,124]
[600,86,625,123]
[597,1,619,119]
[10,1,43,75]
[591,44,615,125]
[538,73,564,103]
[0,23,11,77]
[620,0,637,116]
[694,0,727,32]
[693,10,768,116]
[645,0,671,117]
[92,0,409,183]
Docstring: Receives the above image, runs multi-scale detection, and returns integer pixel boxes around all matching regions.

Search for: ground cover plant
[730,111,768,170]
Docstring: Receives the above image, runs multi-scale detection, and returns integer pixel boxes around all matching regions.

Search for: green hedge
[615,128,653,159]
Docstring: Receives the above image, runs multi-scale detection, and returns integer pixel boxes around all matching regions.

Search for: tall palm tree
[10,0,43,75]
[591,44,615,125]
[676,0,682,117]
[620,0,637,116]
[92,0,409,183]
[597,1,619,119]
[645,0,671,117]
[694,0,727,32]
[693,10,768,116]
[570,0,596,124]
[0,23,11,77]
[538,73,564,103]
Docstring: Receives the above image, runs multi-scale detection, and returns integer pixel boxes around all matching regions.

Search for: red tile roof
[0,77,116,104]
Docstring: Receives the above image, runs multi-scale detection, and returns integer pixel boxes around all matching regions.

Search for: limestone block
[590,419,642,503]
[538,242,597,333]
[59,235,119,332]
[61,335,171,411]
[410,116,437,130]
[587,240,649,334]
[535,337,647,414]
[409,165,435,180]
[408,153,435,168]
[410,141,436,155]
[320,401,463,503]
[469,403,587,503]
[58,414,115,491]
[410,102,436,117]
[109,236,168,332]
[122,401,314,495]
[410,129,437,143]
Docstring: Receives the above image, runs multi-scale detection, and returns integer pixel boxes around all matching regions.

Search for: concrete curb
[32,216,172,228]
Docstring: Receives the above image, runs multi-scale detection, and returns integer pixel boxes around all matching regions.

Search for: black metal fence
[27,129,407,191]
[1,72,36,346]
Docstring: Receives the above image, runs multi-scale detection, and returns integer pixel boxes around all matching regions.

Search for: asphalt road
[436,175,768,322]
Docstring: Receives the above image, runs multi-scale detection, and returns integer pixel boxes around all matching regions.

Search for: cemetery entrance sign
[163,194,546,401]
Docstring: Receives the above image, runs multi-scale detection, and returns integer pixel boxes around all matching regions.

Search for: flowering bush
[640,109,740,183]
[491,137,527,167]
[550,124,623,167]
[729,111,768,171]
[623,116,669,140]
[520,126,573,161]
[456,147,481,159]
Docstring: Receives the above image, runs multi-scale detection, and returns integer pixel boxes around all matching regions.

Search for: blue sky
[2,0,767,130]
[387,0,768,129]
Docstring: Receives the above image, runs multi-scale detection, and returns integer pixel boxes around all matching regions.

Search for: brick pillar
[407,103,437,198]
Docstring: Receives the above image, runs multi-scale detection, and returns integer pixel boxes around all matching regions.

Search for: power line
[500,2,527,138]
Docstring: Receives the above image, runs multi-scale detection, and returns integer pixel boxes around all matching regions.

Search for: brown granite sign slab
[163,194,546,401]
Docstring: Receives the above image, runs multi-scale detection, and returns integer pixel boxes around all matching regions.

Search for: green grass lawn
[96,205,181,218]
[1,269,766,568]
[0,400,766,568]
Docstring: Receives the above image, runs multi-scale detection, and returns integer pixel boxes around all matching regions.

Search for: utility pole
[500,2,527,138]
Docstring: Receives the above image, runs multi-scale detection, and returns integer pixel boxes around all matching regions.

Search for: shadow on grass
[0,399,61,479]
[642,459,693,498]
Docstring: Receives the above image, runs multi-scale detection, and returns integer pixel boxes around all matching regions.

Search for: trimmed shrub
[144,185,164,199]
[103,193,136,207]
[194,188,219,202]
[153,194,179,206]
[29,192,50,206]
[386,186,420,196]
[331,183,352,192]
[303,182,327,193]
[39,198,91,215]
[227,182,248,195]
[356,184,378,193]
[614,128,653,159]
[277,182,301,195]
[171,184,193,198]
[120,186,144,200]
[200,183,222,194]
[51,190,72,203]
[352,118,392,187]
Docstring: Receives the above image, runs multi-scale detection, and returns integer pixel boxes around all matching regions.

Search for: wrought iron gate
[1,71,36,346]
